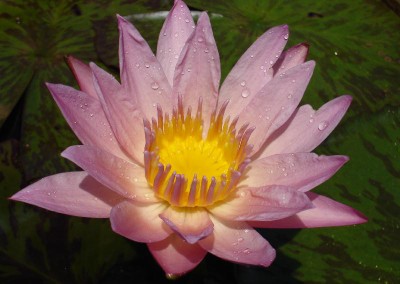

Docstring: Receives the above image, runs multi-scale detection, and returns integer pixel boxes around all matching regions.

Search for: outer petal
[156,0,195,85]
[90,63,145,164]
[148,234,207,275]
[110,200,171,243]
[249,192,367,228]
[159,207,214,244]
[10,172,122,218]
[47,83,129,160]
[219,25,289,116]
[209,186,313,221]
[118,15,172,117]
[199,216,276,267]
[61,145,158,203]
[238,61,315,153]
[260,95,352,157]
[173,12,221,122]
[66,56,98,98]
[272,43,309,77]
[242,153,349,192]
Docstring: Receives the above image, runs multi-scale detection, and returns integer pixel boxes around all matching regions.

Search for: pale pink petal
[238,61,315,153]
[148,234,207,275]
[118,15,172,117]
[260,95,352,157]
[90,63,145,164]
[10,172,122,218]
[272,43,309,77]
[61,145,158,203]
[110,200,171,242]
[47,83,129,160]
[219,25,289,116]
[173,12,220,122]
[66,56,98,98]
[159,207,213,244]
[156,0,195,85]
[209,186,313,221]
[249,192,367,228]
[242,153,348,192]
[199,216,276,267]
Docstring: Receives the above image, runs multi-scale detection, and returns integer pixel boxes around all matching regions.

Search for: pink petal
[61,145,158,203]
[209,185,313,221]
[156,0,195,85]
[10,172,122,218]
[249,192,367,228]
[47,83,129,160]
[110,200,171,242]
[238,61,316,153]
[173,12,221,122]
[199,216,276,267]
[159,207,214,244]
[90,63,145,164]
[219,25,289,116]
[242,153,348,192]
[148,234,207,275]
[272,43,309,77]
[66,56,98,98]
[117,15,172,117]
[260,95,352,157]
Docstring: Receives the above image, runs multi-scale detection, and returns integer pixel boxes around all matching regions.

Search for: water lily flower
[11,0,367,277]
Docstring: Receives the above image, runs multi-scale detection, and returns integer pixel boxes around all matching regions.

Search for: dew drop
[287,93,292,99]
[240,80,246,87]
[204,48,209,53]
[241,88,250,98]
[135,63,140,68]
[185,18,190,23]
[250,54,254,58]
[145,63,150,68]
[151,82,159,90]
[237,237,244,243]
[174,32,178,37]
[269,60,274,65]
[292,79,296,83]
[318,121,328,131]
[284,34,289,40]
[163,32,167,36]
[90,113,94,117]
[197,37,204,42]
[243,248,251,254]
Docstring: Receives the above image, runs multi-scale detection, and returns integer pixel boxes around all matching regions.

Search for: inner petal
[144,98,252,207]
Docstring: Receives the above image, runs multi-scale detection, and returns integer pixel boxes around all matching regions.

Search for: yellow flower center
[144,98,252,207]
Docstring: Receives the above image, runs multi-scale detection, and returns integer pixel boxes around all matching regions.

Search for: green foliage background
[0,0,399,283]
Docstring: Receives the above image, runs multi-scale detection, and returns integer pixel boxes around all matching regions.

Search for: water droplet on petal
[240,80,246,87]
[241,88,250,98]
[284,34,289,40]
[197,37,204,42]
[243,248,251,254]
[185,18,190,23]
[292,79,296,83]
[318,121,328,131]
[151,82,159,90]
[145,63,150,68]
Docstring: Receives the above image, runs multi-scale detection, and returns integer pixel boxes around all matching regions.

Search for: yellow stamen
[144,97,252,207]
